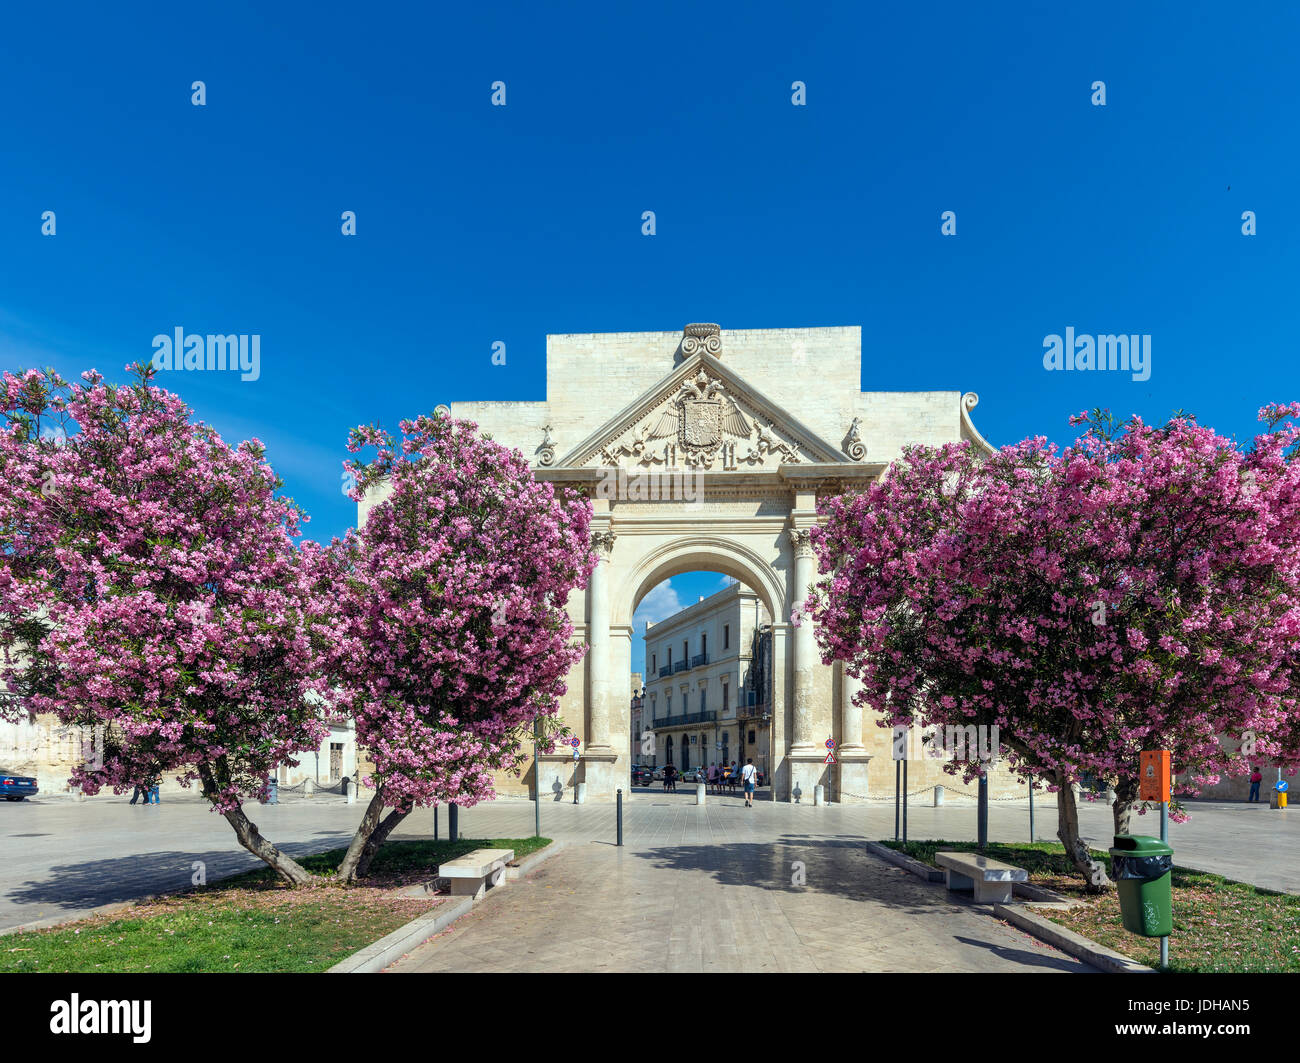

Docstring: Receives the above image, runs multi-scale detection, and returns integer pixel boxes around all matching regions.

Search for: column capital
[788,526,815,560]
[591,530,618,556]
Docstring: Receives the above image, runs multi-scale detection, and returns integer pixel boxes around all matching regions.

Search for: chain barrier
[838,787,1068,803]
[276,778,350,796]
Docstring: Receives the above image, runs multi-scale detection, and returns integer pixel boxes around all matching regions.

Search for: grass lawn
[879,839,1300,972]
[1,836,550,973]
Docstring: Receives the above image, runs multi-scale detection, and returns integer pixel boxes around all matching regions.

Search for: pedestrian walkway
[388,834,1092,973]
[3,787,1294,935]
[389,790,1300,895]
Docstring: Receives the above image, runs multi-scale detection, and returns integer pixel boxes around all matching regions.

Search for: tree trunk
[221,805,316,885]
[337,788,387,882]
[198,762,315,886]
[1112,777,1142,836]
[338,785,413,883]
[1055,771,1110,891]
[353,806,413,879]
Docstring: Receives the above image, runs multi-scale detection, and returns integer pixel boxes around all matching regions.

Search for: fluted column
[789,527,817,752]
[586,529,617,751]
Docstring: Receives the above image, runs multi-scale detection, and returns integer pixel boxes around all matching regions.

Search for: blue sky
[3,2,1298,676]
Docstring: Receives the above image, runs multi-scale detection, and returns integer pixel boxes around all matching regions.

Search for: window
[722,684,729,713]
[666,647,671,666]
[683,640,688,662]
[748,730,756,744]
[652,654,656,672]
[701,632,707,656]
[700,689,706,712]
[724,624,730,649]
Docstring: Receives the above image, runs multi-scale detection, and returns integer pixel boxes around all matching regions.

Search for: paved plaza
[2,787,1296,973]
[387,828,1091,973]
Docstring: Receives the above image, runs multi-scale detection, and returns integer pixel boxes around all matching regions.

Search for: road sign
[825,739,836,750]
[570,737,580,748]
[824,752,835,765]
[572,747,580,760]
[716,742,722,750]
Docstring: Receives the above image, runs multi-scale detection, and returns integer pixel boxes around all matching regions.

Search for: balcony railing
[651,709,717,729]
[672,660,688,674]
[691,652,709,669]
[658,665,671,678]
[738,702,771,719]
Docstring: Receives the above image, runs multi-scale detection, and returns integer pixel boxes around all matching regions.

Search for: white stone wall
[449,326,969,468]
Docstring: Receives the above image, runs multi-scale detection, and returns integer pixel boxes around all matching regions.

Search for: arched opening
[626,555,776,799]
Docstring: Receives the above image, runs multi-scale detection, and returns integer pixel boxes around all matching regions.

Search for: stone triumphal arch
[361,324,995,802]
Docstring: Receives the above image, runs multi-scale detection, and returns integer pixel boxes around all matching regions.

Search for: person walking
[741,758,758,808]
[129,782,147,805]
[1249,767,1263,803]
[666,763,677,793]
[729,761,739,794]
[707,761,719,795]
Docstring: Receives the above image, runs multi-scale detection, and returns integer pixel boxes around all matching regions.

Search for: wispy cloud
[634,580,682,633]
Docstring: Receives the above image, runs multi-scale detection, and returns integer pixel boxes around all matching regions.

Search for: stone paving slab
[387,839,1093,973]
[1,787,1294,933]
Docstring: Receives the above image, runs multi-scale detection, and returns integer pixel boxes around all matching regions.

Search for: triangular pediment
[555,351,851,471]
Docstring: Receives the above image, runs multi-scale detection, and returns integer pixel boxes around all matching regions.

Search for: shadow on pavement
[625,836,976,916]
[4,833,354,920]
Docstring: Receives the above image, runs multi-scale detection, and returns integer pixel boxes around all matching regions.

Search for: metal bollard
[449,802,458,842]
[933,784,944,808]
[977,775,989,850]
[695,781,706,805]
[813,784,824,806]
[433,805,438,840]
[617,788,623,846]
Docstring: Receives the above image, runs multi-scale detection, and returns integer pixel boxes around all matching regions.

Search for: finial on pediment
[681,323,721,358]
[536,423,556,467]
[844,416,866,461]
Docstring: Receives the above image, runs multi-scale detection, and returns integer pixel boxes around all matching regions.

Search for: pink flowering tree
[807,407,1300,889]
[0,365,339,885]
[329,412,593,882]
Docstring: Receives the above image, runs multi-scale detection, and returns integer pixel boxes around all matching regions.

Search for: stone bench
[936,851,1028,904]
[439,848,514,902]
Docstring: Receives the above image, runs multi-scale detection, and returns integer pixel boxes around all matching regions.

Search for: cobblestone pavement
[387,834,1093,973]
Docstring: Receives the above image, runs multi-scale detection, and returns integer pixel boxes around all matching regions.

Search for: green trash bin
[1109,834,1174,937]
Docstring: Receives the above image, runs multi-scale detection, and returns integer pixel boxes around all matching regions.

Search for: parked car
[681,768,704,783]
[630,765,654,786]
[1,772,38,801]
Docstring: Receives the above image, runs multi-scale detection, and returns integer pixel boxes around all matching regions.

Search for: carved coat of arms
[682,397,723,447]
[598,369,803,470]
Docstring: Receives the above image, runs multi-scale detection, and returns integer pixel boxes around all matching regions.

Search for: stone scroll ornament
[536,423,556,467]
[680,322,722,358]
[843,416,866,461]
